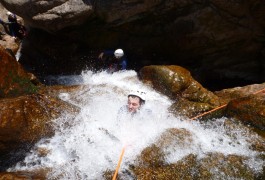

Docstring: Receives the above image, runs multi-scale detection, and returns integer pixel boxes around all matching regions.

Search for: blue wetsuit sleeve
[121,58,127,70]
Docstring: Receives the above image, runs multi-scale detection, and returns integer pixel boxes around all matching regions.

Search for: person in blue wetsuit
[98,49,127,73]
[0,11,27,40]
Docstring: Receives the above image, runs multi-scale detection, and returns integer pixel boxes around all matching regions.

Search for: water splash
[9,70,264,179]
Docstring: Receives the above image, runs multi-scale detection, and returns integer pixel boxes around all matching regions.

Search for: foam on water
[9,70,264,179]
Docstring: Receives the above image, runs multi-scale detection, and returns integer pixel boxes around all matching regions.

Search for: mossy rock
[0,45,40,98]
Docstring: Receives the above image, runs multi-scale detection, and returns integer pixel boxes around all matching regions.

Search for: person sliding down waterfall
[98,49,127,73]
[117,91,152,120]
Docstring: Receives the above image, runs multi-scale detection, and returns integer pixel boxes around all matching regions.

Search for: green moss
[7,70,39,96]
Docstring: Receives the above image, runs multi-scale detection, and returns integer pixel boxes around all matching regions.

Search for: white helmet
[6,11,13,16]
[128,90,146,101]
[114,49,124,58]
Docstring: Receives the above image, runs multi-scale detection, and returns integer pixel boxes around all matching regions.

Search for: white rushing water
[10,70,264,179]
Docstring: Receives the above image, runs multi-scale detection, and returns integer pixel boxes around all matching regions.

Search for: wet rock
[135,128,193,168]
[0,34,20,54]
[214,83,265,130]
[40,84,85,102]
[215,82,265,104]
[0,3,7,33]
[0,172,38,180]
[197,153,255,179]
[133,154,201,180]
[136,145,165,168]
[132,123,263,179]
[156,128,193,149]
[133,152,257,179]
[1,0,94,32]
[102,169,114,180]
[0,45,39,98]
[226,95,265,130]
[140,65,221,117]
[223,119,265,152]
[0,171,46,180]
[0,93,78,156]
[133,128,196,179]
[139,65,220,104]
[36,147,50,157]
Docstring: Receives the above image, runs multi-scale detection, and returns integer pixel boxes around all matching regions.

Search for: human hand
[98,52,104,59]
[12,36,18,42]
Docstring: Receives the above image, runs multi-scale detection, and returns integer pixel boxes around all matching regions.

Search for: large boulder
[0,0,93,32]
[140,65,221,117]
[0,91,79,170]
[0,93,78,155]
[0,45,39,98]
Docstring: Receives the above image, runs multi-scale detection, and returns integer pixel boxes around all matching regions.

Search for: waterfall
[9,70,264,179]
[15,42,22,61]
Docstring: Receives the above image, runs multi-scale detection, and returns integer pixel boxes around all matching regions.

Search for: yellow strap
[112,147,126,180]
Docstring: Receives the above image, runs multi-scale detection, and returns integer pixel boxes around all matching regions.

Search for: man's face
[127,96,141,113]
[114,55,122,59]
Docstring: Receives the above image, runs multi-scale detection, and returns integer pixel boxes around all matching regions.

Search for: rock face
[0,44,81,169]
[0,171,45,179]
[0,0,94,32]
[0,92,79,169]
[215,82,265,103]
[0,45,39,98]
[215,83,265,130]
[1,0,265,88]
[0,93,76,152]
[226,95,265,130]
[140,65,221,117]
[0,3,7,33]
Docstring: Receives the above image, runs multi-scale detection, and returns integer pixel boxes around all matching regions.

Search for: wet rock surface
[0,45,39,98]
[0,171,45,180]
[0,0,94,32]
[226,95,265,130]
[140,65,221,117]
[215,83,265,130]
[0,93,79,167]
[0,45,81,169]
[131,124,264,180]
